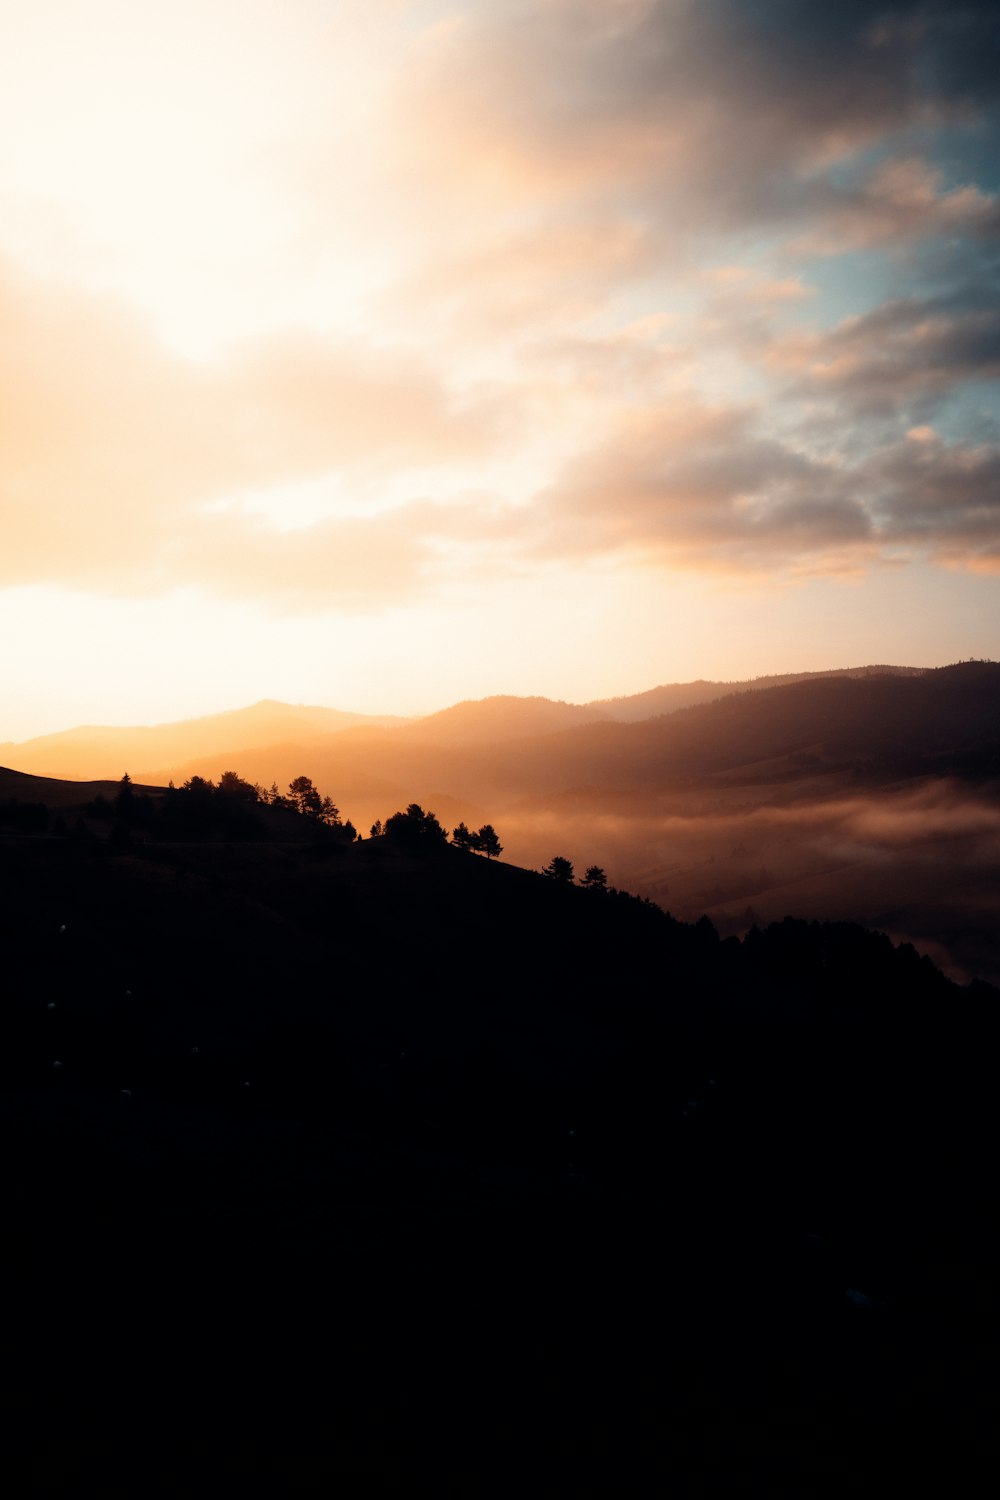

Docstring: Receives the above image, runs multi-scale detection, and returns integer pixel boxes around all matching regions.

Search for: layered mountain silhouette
[587,662,928,722]
[4,661,999,984]
[1,663,925,779]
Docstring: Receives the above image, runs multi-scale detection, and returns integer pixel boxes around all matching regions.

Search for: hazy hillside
[588,663,926,722]
[146,662,1000,811]
[0,663,931,781]
[394,694,612,744]
[0,766,165,809]
[0,698,408,781]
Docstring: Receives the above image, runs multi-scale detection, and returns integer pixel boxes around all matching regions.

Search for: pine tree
[477,824,503,860]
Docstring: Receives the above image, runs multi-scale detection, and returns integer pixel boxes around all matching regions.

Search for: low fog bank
[494,779,1000,987]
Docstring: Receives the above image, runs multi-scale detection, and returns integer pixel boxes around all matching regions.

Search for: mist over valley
[7,661,996,983]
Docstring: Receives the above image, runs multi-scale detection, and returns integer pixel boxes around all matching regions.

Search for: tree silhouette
[218,771,258,802]
[288,776,323,819]
[581,865,607,892]
[384,803,448,850]
[476,824,502,860]
[113,773,134,821]
[543,855,574,883]
[452,822,475,852]
[182,775,216,798]
[113,771,156,830]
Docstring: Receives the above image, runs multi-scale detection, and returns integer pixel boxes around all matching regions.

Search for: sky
[2,0,999,737]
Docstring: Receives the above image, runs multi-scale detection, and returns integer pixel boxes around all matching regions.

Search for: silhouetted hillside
[529,661,1000,783]
[0,765,165,809]
[588,663,926,721]
[0,825,995,1490]
[395,693,612,744]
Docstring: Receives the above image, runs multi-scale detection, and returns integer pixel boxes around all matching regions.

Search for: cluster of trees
[169,772,357,840]
[451,822,502,859]
[251,774,356,836]
[13,773,621,892]
[84,772,358,844]
[370,803,447,848]
[368,806,503,859]
[10,773,623,896]
[542,856,609,891]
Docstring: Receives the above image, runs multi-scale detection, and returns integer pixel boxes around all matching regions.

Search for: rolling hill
[0,697,408,781]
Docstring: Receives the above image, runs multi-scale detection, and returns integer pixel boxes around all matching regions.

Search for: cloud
[767,289,1000,418]
[792,156,1000,255]
[0,260,499,597]
[3,3,999,613]
[346,0,1000,382]
[377,218,661,341]
[534,397,1000,576]
[535,402,874,573]
[393,0,1000,245]
[872,430,1000,568]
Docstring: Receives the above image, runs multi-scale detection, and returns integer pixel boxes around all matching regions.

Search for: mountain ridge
[4,662,999,987]
[1,662,931,779]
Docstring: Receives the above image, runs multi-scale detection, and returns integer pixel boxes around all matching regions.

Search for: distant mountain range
[586,663,928,722]
[4,662,998,985]
[0,698,408,782]
[1,663,928,780]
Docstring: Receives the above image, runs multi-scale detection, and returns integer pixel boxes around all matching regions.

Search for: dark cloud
[769,288,1000,416]
[535,403,873,570]
[873,432,1000,564]
[403,0,1000,238]
[914,2,1000,106]
[535,398,1000,574]
[789,157,1000,256]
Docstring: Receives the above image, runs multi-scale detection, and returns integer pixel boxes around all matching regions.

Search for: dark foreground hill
[1,829,996,1492]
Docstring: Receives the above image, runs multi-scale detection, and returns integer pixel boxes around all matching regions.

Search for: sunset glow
[2,0,998,737]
